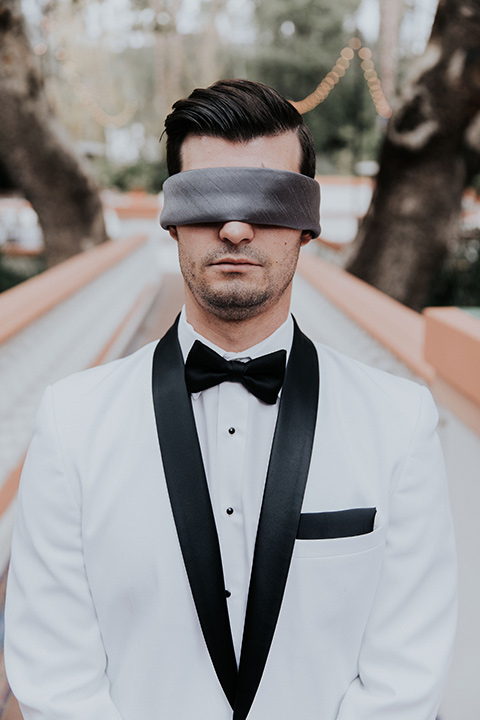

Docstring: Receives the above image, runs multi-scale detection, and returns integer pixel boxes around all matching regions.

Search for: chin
[199,290,273,321]
[208,305,266,322]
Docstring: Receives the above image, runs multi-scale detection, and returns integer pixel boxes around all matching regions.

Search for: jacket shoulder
[313,340,436,427]
[48,341,158,420]
[54,341,156,391]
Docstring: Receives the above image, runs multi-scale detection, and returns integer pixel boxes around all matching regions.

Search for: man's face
[169,132,311,323]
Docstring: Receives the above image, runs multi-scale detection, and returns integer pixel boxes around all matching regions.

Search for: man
[5,80,456,720]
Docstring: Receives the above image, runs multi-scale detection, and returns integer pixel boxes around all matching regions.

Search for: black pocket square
[296,507,376,540]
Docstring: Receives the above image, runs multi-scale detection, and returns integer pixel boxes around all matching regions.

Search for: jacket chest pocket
[293,525,386,559]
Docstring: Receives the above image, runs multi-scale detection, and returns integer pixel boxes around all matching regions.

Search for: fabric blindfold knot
[160,166,321,238]
[185,340,287,405]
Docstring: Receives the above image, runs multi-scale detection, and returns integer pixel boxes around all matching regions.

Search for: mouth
[210,257,261,270]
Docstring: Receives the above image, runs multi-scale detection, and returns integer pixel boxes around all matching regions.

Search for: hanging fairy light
[60,56,138,128]
[39,15,138,128]
[349,37,362,51]
[33,42,48,55]
[291,37,393,120]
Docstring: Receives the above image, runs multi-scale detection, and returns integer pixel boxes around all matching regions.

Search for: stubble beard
[179,247,298,322]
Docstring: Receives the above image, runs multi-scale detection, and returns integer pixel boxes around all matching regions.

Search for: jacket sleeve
[5,386,123,720]
[336,385,457,720]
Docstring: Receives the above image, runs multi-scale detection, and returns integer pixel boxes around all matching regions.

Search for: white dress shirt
[177,308,293,661]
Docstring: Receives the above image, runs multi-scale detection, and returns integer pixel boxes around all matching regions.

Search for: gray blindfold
[160,167,321,238]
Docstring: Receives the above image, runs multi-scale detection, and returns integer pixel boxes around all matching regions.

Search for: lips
[211,257,260,267]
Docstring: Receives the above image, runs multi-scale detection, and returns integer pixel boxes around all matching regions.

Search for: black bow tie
[185,340,287,405]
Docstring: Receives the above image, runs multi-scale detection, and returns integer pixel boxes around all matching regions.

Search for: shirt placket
[216,378,249,662]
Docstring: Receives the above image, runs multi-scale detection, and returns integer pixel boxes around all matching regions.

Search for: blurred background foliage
[2,0,480,306]
[239,0,381,174]
[18,0,423,185]
[15,0,446,190]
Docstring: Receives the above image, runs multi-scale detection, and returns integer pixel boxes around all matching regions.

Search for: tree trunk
[0,0,107,266]
[378,0,403,103]
[347,0,480,311]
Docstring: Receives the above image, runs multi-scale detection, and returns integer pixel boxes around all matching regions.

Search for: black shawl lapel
[152,318,238,708]
[233,320,319,720]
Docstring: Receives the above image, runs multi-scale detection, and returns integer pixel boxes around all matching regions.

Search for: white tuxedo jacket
[5,320,457,720]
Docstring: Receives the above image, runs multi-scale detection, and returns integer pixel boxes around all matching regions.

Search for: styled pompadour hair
[163,79,316,178]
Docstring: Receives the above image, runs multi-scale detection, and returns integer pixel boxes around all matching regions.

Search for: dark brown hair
[163,79,316,178]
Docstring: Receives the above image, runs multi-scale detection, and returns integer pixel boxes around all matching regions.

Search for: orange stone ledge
[424,307,480,407]
[297,252,435,383]
[0,235,148,345]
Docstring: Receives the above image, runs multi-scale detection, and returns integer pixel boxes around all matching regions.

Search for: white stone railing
[0,235,161,571]
[294,249,480,720]
[1,234,478,720]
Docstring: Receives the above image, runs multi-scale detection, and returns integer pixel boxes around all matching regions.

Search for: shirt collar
[177,306,294,366]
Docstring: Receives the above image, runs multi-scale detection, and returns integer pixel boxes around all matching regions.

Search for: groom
[6,80,456,720]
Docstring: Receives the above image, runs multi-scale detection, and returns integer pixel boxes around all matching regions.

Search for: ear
[300,231,312,247]
[168,226,178,241]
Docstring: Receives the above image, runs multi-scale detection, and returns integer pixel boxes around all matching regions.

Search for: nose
[219,221,255,245]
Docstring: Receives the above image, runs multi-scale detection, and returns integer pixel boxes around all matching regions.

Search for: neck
[184,291,292,352]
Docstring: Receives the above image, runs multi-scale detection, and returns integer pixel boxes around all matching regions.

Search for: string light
[358,47,372,60]
[291,37,393,120]
[60,58,138,128]
[39,21,390,126]
[38,14,137,128]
